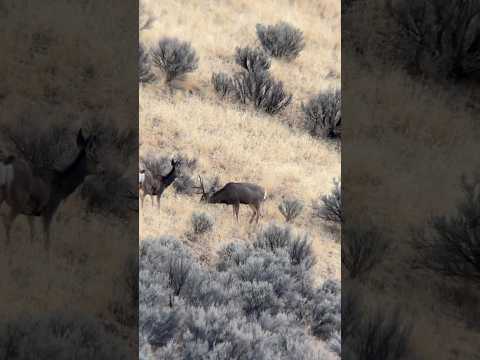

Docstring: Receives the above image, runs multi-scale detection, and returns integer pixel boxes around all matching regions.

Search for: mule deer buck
[0,129,100,252]
[139,158,180,209]
[195,176,267,224]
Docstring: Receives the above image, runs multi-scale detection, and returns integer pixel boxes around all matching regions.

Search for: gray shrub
[151,37,199,82]
[235,46,271,72]
[313,178,342,224]
[342,296,411,360]
[191,211,214,236]
[342,224,389,279]
[212,69,292,115]
[387,0,480,80]
[302,89,341,139]
[211,72,233,98]
[138,44,155,83]
[235,69,292,114]
[0,313,129,360]
[256,22,305,60]
[172,154,197,195]
[139,228,340,359]
[278,198,304,223]
[311,280,341,340]
[411,175,480,281]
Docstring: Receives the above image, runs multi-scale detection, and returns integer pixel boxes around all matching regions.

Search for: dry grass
[140,0,341,282]
[0,2,137,351]
[344,53,480,359]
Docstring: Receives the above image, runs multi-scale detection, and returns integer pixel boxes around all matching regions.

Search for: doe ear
[77,129,87,148]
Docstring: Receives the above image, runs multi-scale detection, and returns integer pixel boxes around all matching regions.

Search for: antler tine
[198,175,205,193]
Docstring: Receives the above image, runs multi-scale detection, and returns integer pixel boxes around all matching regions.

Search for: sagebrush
[313,178,342,224]
[278,198,304,223]
[256,22,305,60]
[151,37,199,82]
[140,224,340,358]
[302,89,341,139]
[235,46,271,73]
[212,69,292,115]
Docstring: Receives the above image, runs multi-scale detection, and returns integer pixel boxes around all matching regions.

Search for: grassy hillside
[139,0,341,281]
[343,1,480,358]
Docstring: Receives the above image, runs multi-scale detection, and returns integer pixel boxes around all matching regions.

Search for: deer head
[193,175,208,202]
[76,129,101,175]
[194,175,219,203]
[170,157,181,170]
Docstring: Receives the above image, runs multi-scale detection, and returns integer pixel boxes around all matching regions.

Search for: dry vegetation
[0,1,137,356]
[343,1,480,358]
[139,1,340,357]
[139,0,341,280]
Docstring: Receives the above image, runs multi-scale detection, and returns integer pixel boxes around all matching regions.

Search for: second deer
[139,158,180,209]
[0,129,101,252]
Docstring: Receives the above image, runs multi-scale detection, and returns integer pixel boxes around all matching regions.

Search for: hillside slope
[139,0,341,281]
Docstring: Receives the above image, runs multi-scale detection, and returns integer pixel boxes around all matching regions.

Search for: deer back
[141,168,164,195]
[2,158,37,210]
[210,182,265,205]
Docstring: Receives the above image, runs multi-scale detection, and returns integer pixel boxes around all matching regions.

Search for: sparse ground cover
[139,0,341,358]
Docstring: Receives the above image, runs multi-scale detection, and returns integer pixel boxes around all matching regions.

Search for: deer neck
[161,165,177,188]
[52,149,89,198]
[207,192,223,204]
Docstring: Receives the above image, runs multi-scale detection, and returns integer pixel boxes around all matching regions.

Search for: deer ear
[77,129,87,148]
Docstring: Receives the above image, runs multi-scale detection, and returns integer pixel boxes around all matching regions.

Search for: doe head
[77,129,102,175]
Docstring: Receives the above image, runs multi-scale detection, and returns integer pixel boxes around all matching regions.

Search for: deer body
[198,177,267,224]
[139,159,179,209]
[1,130,99,251]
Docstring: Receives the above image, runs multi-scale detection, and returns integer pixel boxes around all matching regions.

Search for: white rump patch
[0,163,14,187]
[264,190,267,200]
[139,172,145,185]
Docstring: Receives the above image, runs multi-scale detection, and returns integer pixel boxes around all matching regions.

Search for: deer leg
[140,191,145,209]
[27,216,35,243]
[3,208,18,247]
[248,204,256,224]
[256,204,261,224]
[42,212,54,252]
[234,204,240,222]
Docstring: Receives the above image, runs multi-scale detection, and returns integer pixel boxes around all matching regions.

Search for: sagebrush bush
[313,178,342,224]
[233,69,292,114]
[278,198,304,223]
[387,0,480,80]
[211,72,233,98]
[172,154,197,195]
[138,44,155,83]
[302,89,341,139]
[412,175,480,281]
[312,282,341,340]
[140,227,339,359]
[109,254,139,327]
[0,119,73,171]
[213,69,292,115]
[343,224,389,279]
[342,294,411,360]
[256,22,305,60]
[151,37,198,82]
[213,48,291,115]
[235,46,271,72]
[0,313,129,359]
[191,212,214,236]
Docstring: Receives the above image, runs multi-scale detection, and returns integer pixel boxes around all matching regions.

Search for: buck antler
[192,175,206,195]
